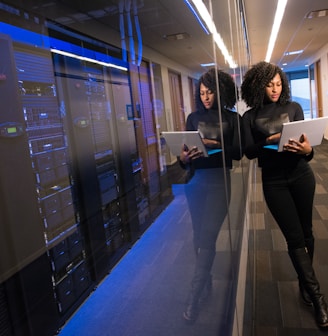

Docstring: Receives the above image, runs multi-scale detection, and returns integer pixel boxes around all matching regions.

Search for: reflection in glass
[179,68,242,327]
[0,0,251,335]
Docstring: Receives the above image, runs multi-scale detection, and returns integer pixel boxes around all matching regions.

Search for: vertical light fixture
[265,0,288,62]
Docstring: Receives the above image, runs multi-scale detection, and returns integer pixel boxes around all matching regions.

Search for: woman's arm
[242,111,267,160]
[229,112,243,160]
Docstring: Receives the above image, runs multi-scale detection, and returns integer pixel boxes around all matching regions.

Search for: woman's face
[200,83,215,109]
[265,73,282,103]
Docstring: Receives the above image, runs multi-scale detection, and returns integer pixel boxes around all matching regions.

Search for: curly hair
[241,61,290,110]
[195,68,237,112]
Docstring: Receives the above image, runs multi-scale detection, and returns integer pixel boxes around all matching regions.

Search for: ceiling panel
[244,0,328,71]
[2,0,328,74]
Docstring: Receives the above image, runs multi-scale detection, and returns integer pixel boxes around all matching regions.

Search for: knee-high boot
[183,248,215,322]
[193,246,213,303]
[289,247,328,328]
[299,238,314,306]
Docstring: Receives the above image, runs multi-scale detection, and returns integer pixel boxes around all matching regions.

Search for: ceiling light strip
[187,0,237,68]
[184,0,210,35]
[50,48,128,71]
[265,0,288,62]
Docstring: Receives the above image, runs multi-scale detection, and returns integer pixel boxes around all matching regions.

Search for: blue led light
[184,0,210,35]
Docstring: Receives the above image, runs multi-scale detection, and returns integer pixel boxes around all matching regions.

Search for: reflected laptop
[161,131,222,157]
[263,117,328,152]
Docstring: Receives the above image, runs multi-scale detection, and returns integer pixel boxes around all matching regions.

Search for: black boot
[299,238,314,306]
[183,248,215,322]
[289,247,328,328]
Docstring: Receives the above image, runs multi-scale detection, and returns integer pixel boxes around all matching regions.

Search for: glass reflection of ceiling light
[306,9,328,19]
[184,0,210,35]
[201,62,216,67]
[163,32,191,40]
[50,48,128,71]
[265,0,288,62]
[185,0,237,69]
[284,50,303,56]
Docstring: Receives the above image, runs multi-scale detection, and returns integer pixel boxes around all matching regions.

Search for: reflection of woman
[179,68,242,322]
[241,61,328,328]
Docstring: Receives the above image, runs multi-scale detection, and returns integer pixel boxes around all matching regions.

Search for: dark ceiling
[3,0,328,74]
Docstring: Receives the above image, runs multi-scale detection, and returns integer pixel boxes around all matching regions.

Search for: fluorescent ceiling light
[50,48,128,71]
[185,0,237,69]
[284,49,303,56]
[265,0,288,62]
[163,32,190,40]
[201,62,216,67]
[306,9,328,19]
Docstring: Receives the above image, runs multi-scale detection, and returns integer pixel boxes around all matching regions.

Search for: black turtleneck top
[184,107,242,169]
[242,101,313,169]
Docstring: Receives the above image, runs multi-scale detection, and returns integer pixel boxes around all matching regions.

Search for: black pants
[262,160,316,250]
[184,168,231,307]
[185,168,231,251]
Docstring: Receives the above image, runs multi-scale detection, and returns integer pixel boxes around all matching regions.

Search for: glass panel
[290,77,311,119]
[0,1,250,335]
[309,63,318,118]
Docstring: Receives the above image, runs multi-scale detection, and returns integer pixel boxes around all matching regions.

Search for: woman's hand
[202,138,221,148]
[282,133,313,155]
[179,144,204,164]
[266,132,281,144]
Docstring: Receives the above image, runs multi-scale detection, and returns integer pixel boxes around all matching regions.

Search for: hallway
[58,141,328,336]
[57,179,237,336]
[249,139,328,336]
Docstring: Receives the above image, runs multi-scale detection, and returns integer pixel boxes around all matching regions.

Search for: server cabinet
[0,284,12,336]
[107,70,141,246]
[15,45,92,318]
[52,49,141,278]
[128,62,165,230]
[0,34,59,336]
[4,254,59,336]
[0,34,46,285]
[0,5,173,333]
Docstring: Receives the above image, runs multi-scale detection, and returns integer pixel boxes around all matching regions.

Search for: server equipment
[0,4,173,335]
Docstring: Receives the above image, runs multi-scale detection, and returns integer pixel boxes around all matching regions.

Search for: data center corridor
[58,140,328,336]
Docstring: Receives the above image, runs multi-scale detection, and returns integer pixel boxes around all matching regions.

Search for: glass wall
[0,1,251,335]
[286,71,311,119]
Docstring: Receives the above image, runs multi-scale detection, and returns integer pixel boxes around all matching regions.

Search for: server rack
[0,284,12,336]
[0,34,59,336]
[0,4,173,334]
[84,72,124,257]
[15,45,92,318]
[51,48,141,279]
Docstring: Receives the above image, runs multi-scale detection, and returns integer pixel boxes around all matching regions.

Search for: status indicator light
[0,123,24,137]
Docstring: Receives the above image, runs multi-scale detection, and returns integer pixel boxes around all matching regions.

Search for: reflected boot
[183,248,215,322]
[289,247,328,328]
[299,238,314,306]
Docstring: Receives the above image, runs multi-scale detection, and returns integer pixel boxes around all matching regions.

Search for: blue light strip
[0,21,49,47]
[0,21,128,70]
[184,0,210,35]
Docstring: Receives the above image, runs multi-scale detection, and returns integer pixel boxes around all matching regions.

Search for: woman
[241,61,328,328]
[179,68,242,322]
